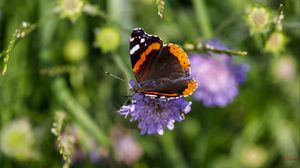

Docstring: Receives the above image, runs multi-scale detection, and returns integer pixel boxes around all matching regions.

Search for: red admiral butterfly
[130,28,197,98]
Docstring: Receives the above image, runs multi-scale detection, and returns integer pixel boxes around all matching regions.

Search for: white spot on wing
[130,44,140,55]
[166,96,182,100]
[145,94,157,99]
[130,37,134,42]
[140,38,145,43]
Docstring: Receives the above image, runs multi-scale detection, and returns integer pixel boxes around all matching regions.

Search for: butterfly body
[130,28,197,98]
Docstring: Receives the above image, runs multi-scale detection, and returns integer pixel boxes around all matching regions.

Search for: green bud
[63,39,87,62]
[264,31,287,54]
[95,27,120,53]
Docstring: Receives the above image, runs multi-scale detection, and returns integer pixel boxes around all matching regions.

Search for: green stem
[202,45,247,56]
[0,10,55,75]
[160,133,187,168]
[52,78,110,146]
[192,0,213,38]
[253,34,264,49]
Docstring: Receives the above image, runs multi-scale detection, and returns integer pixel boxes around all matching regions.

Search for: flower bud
[95,27,120,53]
[63,39,87,62]
[264,31,287,54]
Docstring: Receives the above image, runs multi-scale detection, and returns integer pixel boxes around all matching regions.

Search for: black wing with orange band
[130,28,163,81]
[129,28,197,97]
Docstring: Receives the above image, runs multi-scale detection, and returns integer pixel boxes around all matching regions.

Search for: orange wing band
[141,79,198,97]
[182,79,198,96]
[168,43,191,72]
[133,42,161,73]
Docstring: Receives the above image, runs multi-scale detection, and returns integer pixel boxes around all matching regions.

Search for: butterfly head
[128,79,141,93]
[131,28,145,37]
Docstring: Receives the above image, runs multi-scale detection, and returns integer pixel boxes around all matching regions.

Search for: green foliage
[0,0,299,168]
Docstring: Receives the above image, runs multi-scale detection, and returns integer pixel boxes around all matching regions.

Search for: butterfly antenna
[105,72,126,83]
[122,95,131,106]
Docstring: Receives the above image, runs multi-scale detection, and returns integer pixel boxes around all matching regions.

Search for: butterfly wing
[138,43,197,97]
[130,28,163,82]
[129,28,197,97]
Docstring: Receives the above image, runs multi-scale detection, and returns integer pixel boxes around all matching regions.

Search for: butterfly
[129,28,197,98]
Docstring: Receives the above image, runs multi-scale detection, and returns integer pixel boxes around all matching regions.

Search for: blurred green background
[0,0,299,167]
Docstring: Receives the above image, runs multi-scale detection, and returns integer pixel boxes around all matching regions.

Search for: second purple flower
[190,40,249,107]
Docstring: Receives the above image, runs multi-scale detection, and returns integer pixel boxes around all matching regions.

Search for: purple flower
[190,40,249,107]
[111,127,143,165]
[119,93,192,135]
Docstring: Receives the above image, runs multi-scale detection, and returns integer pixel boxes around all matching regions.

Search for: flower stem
[160,133,187,168]
[52,78,110,146]
[192,0,213,38]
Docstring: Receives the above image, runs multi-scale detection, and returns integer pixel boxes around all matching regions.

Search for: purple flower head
[190,40,249,107]
[111,127,143,165]
[119,93,192,135]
